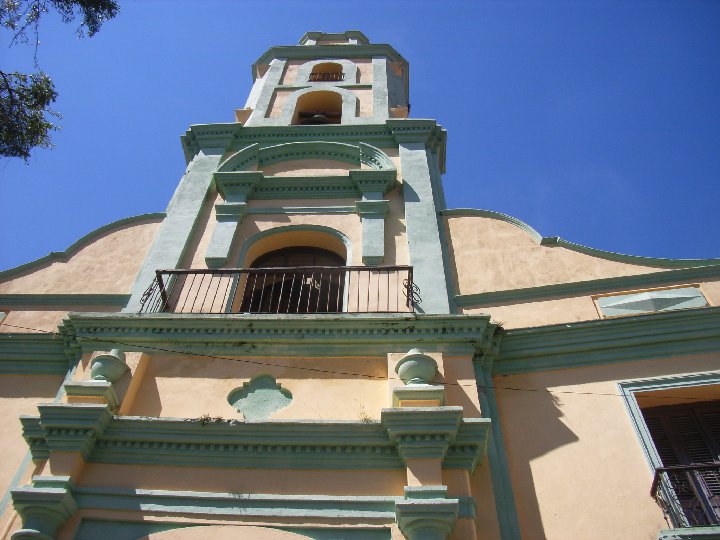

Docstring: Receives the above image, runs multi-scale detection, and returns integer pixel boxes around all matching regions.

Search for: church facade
[0,31,719,540]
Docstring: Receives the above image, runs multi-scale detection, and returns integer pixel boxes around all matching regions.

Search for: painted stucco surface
[494,353,720,540]
[147,526,321,539]
[0,306,117,334]
[267,89,294,118]
[352,88,373,117]
[446,215,669,296]
[0,220,161,294]
[78,464,405,495]
[261,159,354,176]
[0,375,62,523]
[127,354,389,421]
[464,296,599,329]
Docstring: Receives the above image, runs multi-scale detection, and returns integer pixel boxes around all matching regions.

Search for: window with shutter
[644,402,720,526]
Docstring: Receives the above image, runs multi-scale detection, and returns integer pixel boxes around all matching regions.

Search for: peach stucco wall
[0,219,161,294]
[446,215,669,296]
[127,354,389,421]
[495,353,720,540]
[0,375,63,534]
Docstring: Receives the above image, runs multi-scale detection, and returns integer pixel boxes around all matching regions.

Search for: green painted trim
[657,526,720,540]
[496,307,720,375]
[540,236,720,268]
[218,141,395,173]
[472,355,522,540]
[0,333,70,375]
[235,223,353,267]
[299,31,370,45]
[71,486,477,525]
[182,121,446,165]
[246,206,357,215]
[442,209,542,243]
[455,265,720,308]
[59,313,495,358]
[23,407,488,472]
[0,294,129,307]
[443,208,720,269]
[0,214,165,279]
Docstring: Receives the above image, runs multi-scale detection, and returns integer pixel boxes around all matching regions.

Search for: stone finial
[395,349,438,385]
[90,349,129,383]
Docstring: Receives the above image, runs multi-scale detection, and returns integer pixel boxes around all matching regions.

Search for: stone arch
[296,58,359,84]
[281,86,357,126]
[237,225,351,268]
[218,142,395,173]
[145,525,314,539]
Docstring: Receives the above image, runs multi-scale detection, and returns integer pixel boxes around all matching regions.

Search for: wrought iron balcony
[652,463,720,528]
[308,72,344,81]
[139,266,419,315]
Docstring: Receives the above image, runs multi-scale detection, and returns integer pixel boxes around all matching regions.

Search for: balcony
[652,463,720,528]
[139,266,418,315]
[308,72,344,82]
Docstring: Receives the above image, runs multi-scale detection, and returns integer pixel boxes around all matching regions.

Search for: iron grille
[139,266,417,314]
[308,72,344,81]
[652,463,720,527]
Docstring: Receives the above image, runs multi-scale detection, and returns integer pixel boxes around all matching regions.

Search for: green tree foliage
[0,0,119,160]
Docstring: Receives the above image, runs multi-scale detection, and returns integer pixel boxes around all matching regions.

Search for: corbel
[11,476,77,540]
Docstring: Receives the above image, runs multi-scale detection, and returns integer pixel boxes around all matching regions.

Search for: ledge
[455,266,720,308]
[0,333,70,375]
[59,312,498,356]
[495,306,720,375]
[21,413,489,472]
[0,294,129,308]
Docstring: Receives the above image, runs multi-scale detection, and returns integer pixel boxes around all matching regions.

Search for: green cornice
[0,213,165,280]
[443,208,720,269]
[59,313,497,357]
[253,43,407,77]
[22,412,488,473]
[656,526,720,540]
[213,169,397,201]
[495,306,720,375]
[0,294,129,308]
[0,333,70,375]
[181,121,446,168]
[70,486,476,521]
[455,265,720,308]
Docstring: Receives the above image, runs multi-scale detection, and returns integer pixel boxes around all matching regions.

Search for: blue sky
[1,0,719,271]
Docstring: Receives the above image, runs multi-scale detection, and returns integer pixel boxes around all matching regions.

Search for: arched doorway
[240,247,345,313]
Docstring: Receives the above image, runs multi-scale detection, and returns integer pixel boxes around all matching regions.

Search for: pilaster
[11,477,76,540]
[125,149,225,312]
[394,138,451,314]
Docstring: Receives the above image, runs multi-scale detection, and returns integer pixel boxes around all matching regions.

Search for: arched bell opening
[240,247,346,313]
[308,62,344,82]
[292,91,342,125]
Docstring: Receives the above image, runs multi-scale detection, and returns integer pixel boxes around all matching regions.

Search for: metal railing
[308,72,344,82]
[651,463,720,528]
[139,266,419,315]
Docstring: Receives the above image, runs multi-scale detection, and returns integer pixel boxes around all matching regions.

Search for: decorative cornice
[253,43,408,75]
[69,486,476,521]
[443,208,720,269]
[0,214,165,280]
[0,294,130,307]
[21,412,488,472]
[218,141,396,173]
[455,265,720,308]
[495,306,720,375]
[59,313,497,357]
[0,333,70,375]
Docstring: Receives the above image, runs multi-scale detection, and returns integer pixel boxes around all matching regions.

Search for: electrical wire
[1,321,716,402]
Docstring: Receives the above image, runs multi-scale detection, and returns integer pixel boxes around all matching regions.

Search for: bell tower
[240,31,410,127]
